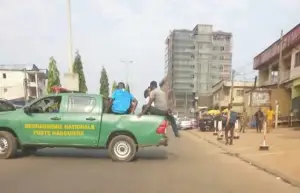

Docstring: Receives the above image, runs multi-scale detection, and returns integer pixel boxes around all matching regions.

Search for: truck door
[20,95,66,144]
[60,95,101,146]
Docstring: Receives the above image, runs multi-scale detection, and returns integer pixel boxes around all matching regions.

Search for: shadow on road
[18,148,170,161]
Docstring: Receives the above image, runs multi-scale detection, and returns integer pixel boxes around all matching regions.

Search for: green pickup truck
[0,93,168,162]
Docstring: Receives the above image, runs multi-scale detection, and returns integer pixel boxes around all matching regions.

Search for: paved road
[0,130,300,193]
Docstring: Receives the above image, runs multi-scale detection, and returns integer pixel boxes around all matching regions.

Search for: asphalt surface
[1,130,300,193]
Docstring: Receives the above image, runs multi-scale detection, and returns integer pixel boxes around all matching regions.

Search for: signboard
[251,91,270,106]
[254,24,300,69]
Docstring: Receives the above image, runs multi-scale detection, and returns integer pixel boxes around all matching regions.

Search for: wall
[198,95,212,107]
[244,88,291,117]
[290,48,300,80]
[0,71,25,100]
[271,88,291,116]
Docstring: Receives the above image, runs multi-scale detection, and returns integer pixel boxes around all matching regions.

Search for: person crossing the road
[225,104,237,145]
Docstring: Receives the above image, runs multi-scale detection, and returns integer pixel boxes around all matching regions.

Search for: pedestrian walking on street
[254,108,264,133]
[225,104,237,145]
[266,106,275,133]
[239,107,247,133]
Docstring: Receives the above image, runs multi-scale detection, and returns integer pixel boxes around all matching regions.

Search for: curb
[188,130,300,188]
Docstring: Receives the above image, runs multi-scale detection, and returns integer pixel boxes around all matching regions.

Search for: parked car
[0,99,17,112]
[0,93,169,162]
[199,114,214,132]
[190,118,198,128]
[178,117,192,130]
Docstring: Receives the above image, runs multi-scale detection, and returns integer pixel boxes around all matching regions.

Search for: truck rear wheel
[108,135,137,162]
[0,131,18,159]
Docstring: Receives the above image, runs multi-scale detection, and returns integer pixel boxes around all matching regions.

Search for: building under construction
[164,24,232,116]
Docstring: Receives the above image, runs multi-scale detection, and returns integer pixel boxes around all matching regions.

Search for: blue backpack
[229,111,238,124]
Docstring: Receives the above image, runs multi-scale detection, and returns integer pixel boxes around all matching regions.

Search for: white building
[212,80,254,112]
[0,64,47,105]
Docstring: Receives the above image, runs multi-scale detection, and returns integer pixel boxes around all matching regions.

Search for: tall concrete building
[165,24,232,116]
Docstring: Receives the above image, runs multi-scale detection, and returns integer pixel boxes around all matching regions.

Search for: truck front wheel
[108,135,137,162]
[0,131,18,159]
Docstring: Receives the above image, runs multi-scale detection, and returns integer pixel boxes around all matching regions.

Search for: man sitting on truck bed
[138,81,179,137]
[108,82,138,114]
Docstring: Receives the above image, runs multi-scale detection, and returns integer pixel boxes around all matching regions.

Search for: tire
[0,131,18,159]
[22,147,38,156]
[200,127,206,132]
[108,135,137,162]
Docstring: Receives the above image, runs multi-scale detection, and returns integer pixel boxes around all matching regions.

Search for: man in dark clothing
[138,81,179,137]
[225,104,235,145]
[254,107,264,132]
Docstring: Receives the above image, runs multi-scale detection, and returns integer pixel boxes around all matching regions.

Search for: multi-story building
[0,64,47,105]
[254,23,300,117]
[212,80,253,112]
[165,24,232,116]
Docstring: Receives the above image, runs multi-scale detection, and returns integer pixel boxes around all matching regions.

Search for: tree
[47,56,60,93]
[111,81,117,94]
[73,51,87,93]
[125,83,130,93]
[99,67,109,97]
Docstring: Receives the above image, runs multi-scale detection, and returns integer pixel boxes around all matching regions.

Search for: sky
[0,0,299,104]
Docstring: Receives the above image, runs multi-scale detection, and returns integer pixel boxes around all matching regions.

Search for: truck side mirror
[24,106,30,114]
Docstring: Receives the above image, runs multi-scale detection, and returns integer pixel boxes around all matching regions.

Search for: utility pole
[185,92,188,116]
[120,60,134,84]
[277,30,283,88]
[230,69,235,104]
[67,0,73,73]
[23,68,28,104]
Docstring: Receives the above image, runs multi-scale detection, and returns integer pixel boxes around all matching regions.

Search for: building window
[213,46,217,50]
[236,90,244,96]
[220,46,225,51]
[219,66,223,71]
[4,88,7,93]
[2,73,6,79]
[219,56,224,60]
[68,96,96,113]
[295,52,300,67]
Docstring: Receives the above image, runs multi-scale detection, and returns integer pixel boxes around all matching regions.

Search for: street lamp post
[120,60,134,84]
[63,0,79,91]
[67,0,73,73]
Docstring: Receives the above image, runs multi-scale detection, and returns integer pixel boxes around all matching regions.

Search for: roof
[0,64,40,71]
[253,23,300,69]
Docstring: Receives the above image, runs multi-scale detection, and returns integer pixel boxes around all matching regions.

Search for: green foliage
[111,81,117,94]
[99,67,109,97]
[125,83,130,93]
[72,51,87,93]
[47,57,60,93]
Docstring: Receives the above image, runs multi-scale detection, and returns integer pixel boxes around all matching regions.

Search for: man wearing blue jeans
[138,81,179,138]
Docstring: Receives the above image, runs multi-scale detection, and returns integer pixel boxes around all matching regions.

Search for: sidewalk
[188,127,300,187]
